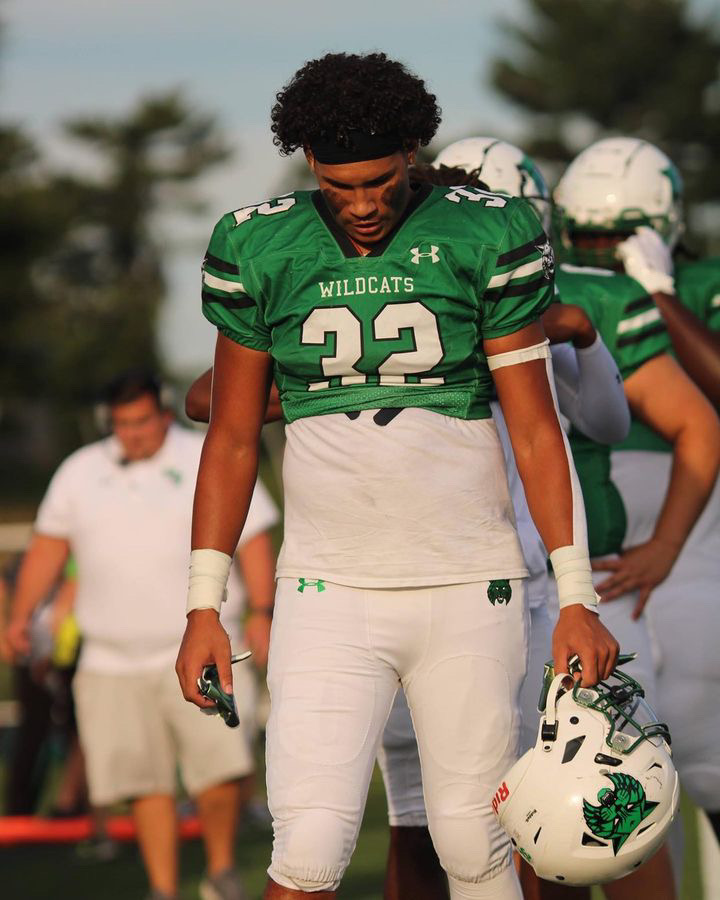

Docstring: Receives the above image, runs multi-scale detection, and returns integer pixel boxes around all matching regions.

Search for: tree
[491,0,720,248]
[37,91,229,405]
[0,91,230,490]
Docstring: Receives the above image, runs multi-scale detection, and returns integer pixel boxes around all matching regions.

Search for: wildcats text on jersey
[318,276,415,298]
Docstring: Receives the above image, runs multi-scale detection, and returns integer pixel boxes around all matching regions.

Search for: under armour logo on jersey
[410,245,440,265]
[297,578,326,593]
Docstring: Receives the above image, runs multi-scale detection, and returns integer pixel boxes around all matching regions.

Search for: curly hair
[409,162,489,190]
[271,52,441,156]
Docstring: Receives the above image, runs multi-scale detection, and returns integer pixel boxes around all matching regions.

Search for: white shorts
[73,663,257,806]
[265,577,528,892]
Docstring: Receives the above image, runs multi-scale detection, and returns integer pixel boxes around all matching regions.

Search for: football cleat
[492,658,679,885]
[433,137,551,230]
[553,137,683,268]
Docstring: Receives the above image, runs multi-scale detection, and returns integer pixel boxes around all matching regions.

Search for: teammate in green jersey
[568,141,720,850]
[552,137,720,900]
[175,52,617,900]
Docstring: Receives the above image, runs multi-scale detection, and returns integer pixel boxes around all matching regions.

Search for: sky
[3,0,717,373]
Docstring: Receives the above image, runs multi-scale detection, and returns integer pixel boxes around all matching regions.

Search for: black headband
[309,130,404,164]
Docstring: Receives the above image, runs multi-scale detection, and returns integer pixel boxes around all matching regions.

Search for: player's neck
[348,235,373,256]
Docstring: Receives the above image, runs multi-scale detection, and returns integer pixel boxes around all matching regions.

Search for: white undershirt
[277,408,527,587]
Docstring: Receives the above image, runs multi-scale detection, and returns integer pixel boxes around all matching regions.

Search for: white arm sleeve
[551,336,630,445]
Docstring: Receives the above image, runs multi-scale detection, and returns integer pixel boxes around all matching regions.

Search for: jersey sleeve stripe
[484,275,547,303]
[623,295,654,315]
[616,322,666,348]
[616,307,662,335]
[486,257,544,289]
[204,252,241,275]
[202,290,255,311]
[496,233,546,267]
[203,271,246,293]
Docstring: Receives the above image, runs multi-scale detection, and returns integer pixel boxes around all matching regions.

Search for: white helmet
[553,137,683,266]
[493,661,679,886]
[433,137,551,229]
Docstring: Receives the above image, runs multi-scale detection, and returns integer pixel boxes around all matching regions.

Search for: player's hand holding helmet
[492,657,679,886]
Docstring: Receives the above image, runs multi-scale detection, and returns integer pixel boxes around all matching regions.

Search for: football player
[555,137,720,847]
[548,137,720,898]
[183,151,631,900]
[175,52,618,900]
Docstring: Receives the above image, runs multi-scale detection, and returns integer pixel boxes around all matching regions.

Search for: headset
[93,369,176,435]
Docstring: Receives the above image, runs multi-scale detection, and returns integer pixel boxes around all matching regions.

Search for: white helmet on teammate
[553,137,683,266]
[493,660,679,886]
[433,137,551,230]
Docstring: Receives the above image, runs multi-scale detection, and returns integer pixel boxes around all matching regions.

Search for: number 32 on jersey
[301,301,445,390]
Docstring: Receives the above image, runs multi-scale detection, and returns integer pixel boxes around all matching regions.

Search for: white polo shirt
[35,424,279,673]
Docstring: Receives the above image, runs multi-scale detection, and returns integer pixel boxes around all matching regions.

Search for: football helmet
[493,659,679,886]
[553,137,683,267]
[433,137,551,230]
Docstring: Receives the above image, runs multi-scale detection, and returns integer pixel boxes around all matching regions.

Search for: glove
[616,226,675,295]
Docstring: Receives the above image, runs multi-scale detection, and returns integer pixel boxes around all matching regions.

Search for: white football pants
[266,577,528,897]
[376,594,553,835]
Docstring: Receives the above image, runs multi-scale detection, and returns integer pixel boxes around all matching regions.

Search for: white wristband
[549,545,599,613]
[187,548,232,616]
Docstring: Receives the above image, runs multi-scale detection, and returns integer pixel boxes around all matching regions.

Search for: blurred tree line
[0,49,228,498]
[489,0,720,251]
[3,0,719,502]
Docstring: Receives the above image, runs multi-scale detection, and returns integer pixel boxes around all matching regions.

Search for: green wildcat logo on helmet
[583,772,659,855]
[487,579,512,606]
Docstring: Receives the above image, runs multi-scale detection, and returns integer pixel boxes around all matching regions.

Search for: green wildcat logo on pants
[487,580,512,606]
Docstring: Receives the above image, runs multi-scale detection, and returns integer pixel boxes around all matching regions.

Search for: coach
[7,370,278,900]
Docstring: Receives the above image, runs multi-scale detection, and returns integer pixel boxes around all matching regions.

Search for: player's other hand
[592,538,678,618]
[176,609,233,709]
[541,303,597,349]
[617,226,675,296]
[552,605,619,687]
[244,611,271,669]
[5,615,31,661]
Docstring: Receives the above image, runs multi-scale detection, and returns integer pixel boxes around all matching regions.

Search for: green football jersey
[556,264,672,556]
[617,257,720,454]
[676,257,720,331]
[201,185,554,423]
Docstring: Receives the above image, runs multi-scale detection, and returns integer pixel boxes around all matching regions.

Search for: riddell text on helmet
[492,781,510,815]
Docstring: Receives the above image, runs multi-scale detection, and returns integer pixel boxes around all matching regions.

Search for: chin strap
[540,673,572,744]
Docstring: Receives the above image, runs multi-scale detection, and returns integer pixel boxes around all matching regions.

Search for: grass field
[0,763,707,900]
[1,763,391,900]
